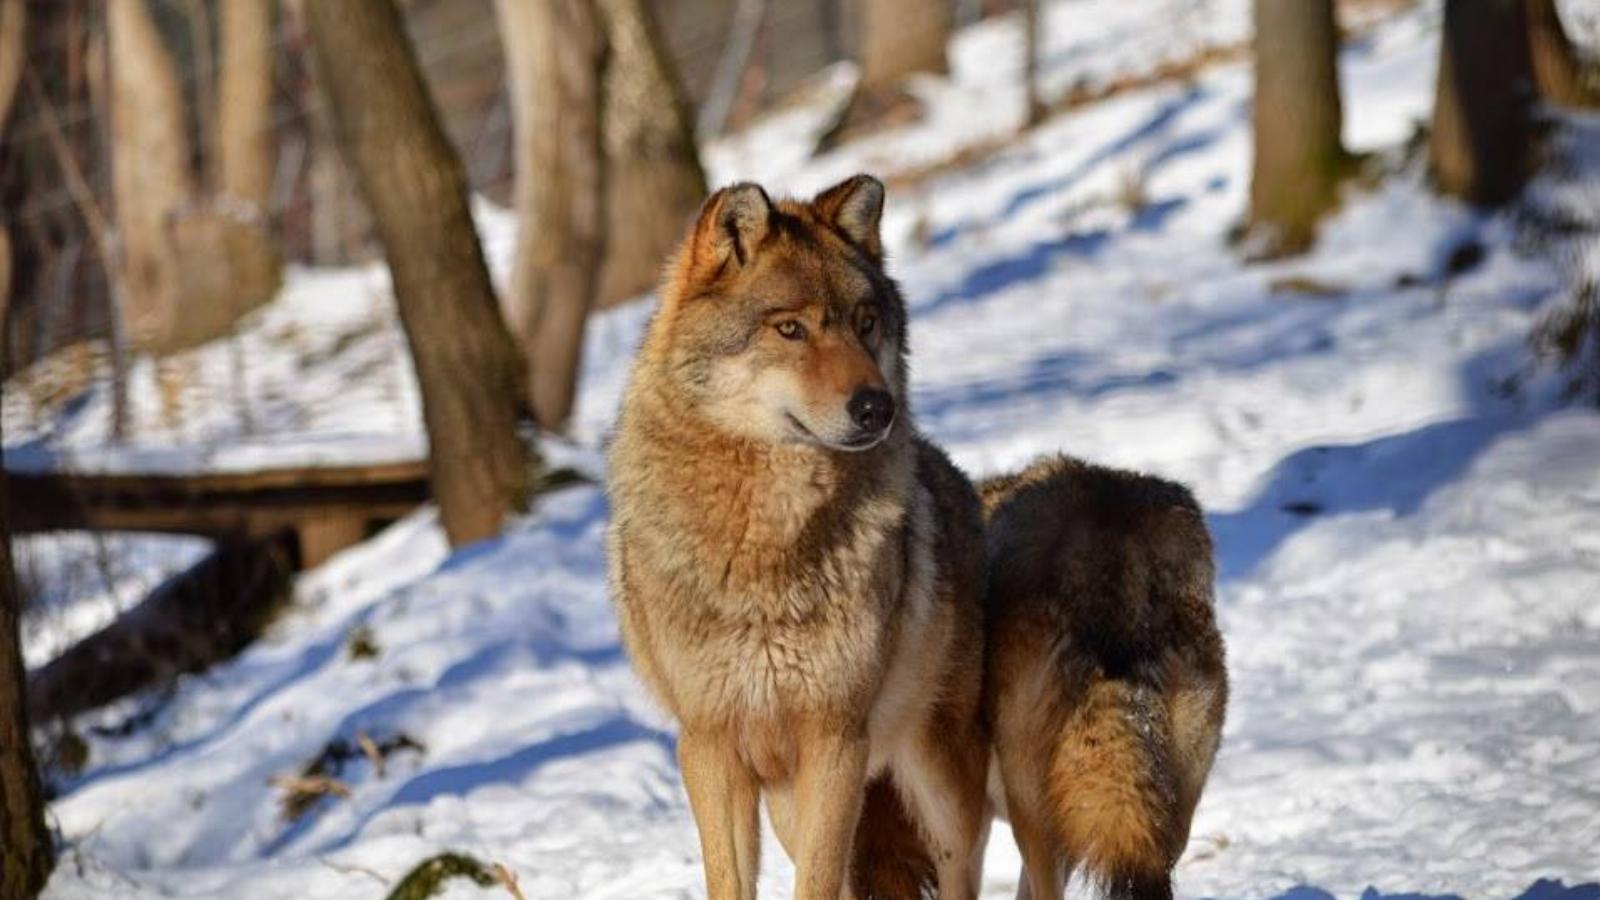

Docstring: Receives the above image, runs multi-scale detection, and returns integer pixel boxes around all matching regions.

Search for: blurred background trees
[305,0,530,548]
[1247,0,1349,257]
[1428,0,1534,207]
[108,0,280,354]
[1527,0,1598,109]
[1,0,1596,523]
[496,0,606,432]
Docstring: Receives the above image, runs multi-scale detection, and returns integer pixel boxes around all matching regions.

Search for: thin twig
[356,730,385,777]
[316,855,391,886]
[494,863,528,900]
[271,774,352,799]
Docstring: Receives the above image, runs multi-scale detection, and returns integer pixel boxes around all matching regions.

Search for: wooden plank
[4,464,429,536]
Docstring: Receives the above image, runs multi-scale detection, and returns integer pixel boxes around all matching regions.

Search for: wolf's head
[649,174,908,452]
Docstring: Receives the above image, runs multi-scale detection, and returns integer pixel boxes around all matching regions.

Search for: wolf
[978,455,1228,900]
[607,174,990,900]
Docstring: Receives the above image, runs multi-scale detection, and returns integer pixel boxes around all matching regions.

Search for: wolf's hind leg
[1007,793,1067,900]
[678,729,761,900]
[894,730,989,900]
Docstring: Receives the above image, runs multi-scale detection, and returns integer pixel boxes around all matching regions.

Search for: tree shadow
[925,84,1217,254]
[1207,340,1542,581]
[916,229,1116,315]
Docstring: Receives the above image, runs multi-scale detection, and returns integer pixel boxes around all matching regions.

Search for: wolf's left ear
[814,174,885,261]
[693,182,773,273]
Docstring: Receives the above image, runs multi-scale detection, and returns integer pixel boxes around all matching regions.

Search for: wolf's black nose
[848,388,896,433]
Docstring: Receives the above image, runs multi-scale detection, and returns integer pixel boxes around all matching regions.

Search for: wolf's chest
[660,585,891,719]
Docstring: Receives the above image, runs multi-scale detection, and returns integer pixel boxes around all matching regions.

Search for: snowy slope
[26,1,1600,898]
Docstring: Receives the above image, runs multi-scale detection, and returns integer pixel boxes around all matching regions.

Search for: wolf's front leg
[679,729,761,900]
[790,729,869,900]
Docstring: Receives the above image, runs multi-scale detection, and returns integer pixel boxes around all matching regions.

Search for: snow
[14,532,213,670]
[17,1,1600,898]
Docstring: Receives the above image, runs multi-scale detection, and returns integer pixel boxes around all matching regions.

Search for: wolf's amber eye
[775,320,807,341]
[858,313,877,336]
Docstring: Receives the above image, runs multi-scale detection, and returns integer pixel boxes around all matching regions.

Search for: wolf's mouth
[786,413,891,452]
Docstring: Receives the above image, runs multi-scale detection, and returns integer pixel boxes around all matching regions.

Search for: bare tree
[1023,0,1045,126]
[859,0,951,91]
[1248,0,1349,256]
[2,386,56,899]
[107,0,195,351]
[822,0,953,147]
[108,0,281,355]
[216,0,277,221]
[596,0,707,309]
[699,0,768,138]
[1431,0,1535,206]
[495,0,607,431]
[0,0,20,330]
[1526,0,1597,108]
[307,0,533,547]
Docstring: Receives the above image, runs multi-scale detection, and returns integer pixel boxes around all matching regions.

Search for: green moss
[383,852,497,900]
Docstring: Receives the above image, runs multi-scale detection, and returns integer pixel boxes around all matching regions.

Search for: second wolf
[980,456,1227,900]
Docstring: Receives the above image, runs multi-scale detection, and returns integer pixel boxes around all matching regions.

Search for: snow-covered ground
[15,1,1600,897]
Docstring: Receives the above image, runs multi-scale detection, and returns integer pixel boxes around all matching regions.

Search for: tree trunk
[1526,0,1597,108]
[495,0,606,432]
[1,0,21,333]
[1248,0,1347,256]
[698,0,767,138]
[1023,0,1044,126]
[2,384,56,900]
[1430,0,1535,207]
[306,0,533,548]
[595,0,707,308]
[819,0,952,150]
[109,0,281,355]
[216,0,277,211]
[859,0,951,92]
[107,0,196,352]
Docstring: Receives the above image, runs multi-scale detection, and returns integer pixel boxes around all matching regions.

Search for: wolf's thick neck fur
[611,335,916,618]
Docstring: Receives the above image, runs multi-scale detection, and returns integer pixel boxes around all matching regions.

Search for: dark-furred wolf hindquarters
[980,455,1228,900]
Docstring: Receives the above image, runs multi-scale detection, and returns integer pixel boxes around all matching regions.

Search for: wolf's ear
[693,182,773,273]
[814,174,885,260]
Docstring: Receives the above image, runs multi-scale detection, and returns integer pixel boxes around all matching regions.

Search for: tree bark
[306,0,533,548]
[216,0,278,211]
[0,0,21,333]
[495,0,607,431]
[859,0,951,92]
[109,0,281,355]
[1248,0,1347,256]
[698,0,767,138]
[1430,0,1535,207]
[2,383,56,900]
[819,0,952,149]
[0,0,20,130]
[1526,0,1597,108]
[595,0,706,308]
[107,0,196,352]
[1023,0,1044,126]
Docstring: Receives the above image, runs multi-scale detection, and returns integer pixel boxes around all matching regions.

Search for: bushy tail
[850,776,936,899]
[1050,680,1182,900]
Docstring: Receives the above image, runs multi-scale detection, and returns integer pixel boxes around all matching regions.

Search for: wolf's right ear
[692,182,773,274]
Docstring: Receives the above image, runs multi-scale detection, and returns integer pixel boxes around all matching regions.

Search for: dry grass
[275,731,424,822]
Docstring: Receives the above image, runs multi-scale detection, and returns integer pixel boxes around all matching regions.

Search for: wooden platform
[6,460,429,568]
